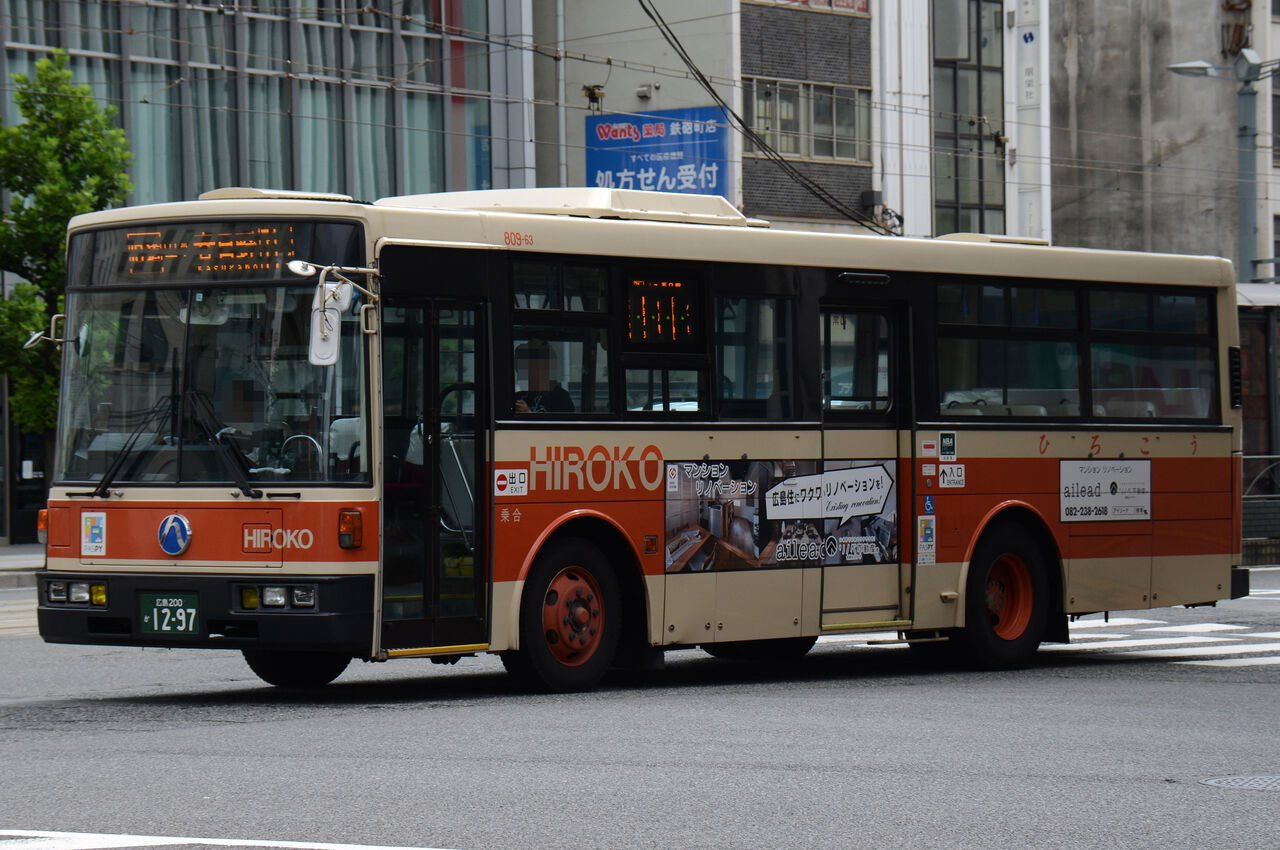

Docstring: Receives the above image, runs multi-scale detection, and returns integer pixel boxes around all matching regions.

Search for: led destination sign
[626,277,700,351]
[125,224,300,278]
[68,220,364,287]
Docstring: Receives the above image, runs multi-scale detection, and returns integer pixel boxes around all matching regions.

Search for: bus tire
[955,522,1048,669]
[701,636,817,661]
[242,649,350,688]
[504,538,620,692]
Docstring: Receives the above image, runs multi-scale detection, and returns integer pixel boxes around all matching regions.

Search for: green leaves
[0,49,133,439]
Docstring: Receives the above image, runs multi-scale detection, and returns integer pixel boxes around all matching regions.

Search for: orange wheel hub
[985,553,1033,641]
[541,567,605,667]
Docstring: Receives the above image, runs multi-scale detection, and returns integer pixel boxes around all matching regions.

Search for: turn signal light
[338,509,362,549]
[37,509,48,544]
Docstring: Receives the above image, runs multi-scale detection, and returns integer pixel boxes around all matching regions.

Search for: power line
[6,5,1280,209]
[635,0,894,234]
[9,4,1279,175]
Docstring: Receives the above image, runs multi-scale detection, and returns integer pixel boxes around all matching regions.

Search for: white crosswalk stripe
[1058,615,1280,667]
[0,596,37,637]
[816,606,1280,669]
[0,830,453,850]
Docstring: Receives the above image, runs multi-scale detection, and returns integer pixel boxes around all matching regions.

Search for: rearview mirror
[308,281,353,366]
[309,287,340,367]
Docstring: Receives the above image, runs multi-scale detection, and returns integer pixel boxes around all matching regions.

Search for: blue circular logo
[158,514,193,556]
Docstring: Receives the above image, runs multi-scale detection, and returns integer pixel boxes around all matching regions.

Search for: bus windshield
[54,284,369,487]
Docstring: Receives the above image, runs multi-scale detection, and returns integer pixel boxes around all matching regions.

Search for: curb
[0,571,38,589]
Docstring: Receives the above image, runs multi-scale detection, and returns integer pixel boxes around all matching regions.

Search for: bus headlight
[47,581,67,603]
[69,582,90,603]
[262,586,287,607]
[291,586,316,608]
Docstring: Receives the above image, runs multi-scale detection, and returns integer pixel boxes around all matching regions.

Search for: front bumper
[36,571,374,655]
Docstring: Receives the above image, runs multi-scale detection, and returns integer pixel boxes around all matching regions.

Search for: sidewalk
[0,543,44,589]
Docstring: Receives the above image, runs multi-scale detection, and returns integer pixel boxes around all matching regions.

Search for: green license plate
[140,593,199,636]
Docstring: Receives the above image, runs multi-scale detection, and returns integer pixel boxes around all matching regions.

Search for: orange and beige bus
[32,186,1247,691]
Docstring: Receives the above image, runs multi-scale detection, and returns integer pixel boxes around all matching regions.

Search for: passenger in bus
[513,339,574,413]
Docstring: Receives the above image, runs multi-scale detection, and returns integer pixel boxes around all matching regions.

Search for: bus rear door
[818,297,910,631]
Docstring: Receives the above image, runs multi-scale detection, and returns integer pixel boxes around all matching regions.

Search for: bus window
[1091,343,1216,419]
[511,330,609,415]
[625,367,706,412]
[513,261,607,311]
[715,296,792,419]
[937,282,1080,416]
[1089,289,1216,419]
[821,311,890,412]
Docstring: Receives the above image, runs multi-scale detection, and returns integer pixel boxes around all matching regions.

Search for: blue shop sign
[585,105,729,198]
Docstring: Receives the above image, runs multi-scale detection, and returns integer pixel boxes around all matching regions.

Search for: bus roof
[67,188,1236,289]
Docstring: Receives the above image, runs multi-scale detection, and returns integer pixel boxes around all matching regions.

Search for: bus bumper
[35,571,374,655]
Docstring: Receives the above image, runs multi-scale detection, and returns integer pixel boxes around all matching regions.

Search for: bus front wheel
[503,538,620,692]
[242,649,350,688]
[955,522,1048,669]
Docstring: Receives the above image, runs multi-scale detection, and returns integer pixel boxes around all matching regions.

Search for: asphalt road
[2,570,1279,850]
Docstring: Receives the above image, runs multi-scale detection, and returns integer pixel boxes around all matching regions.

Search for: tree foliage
[0,49,132,435]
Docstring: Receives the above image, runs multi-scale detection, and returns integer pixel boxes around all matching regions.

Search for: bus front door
[380,301,488,652]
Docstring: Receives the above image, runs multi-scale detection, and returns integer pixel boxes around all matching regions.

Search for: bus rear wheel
[503,538,620,692]
[955,522,1048,669]
[242,649,351,688]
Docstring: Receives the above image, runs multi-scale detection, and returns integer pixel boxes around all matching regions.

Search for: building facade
[2,0,536,206]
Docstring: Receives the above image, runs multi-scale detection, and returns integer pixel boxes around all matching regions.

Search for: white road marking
[1065,633,1131,641]
[1042,635,1236,651]
[0,831,453,850]
[1116,641,1280,659]
[1137,623,1248,633]
[1068,617,1165,629]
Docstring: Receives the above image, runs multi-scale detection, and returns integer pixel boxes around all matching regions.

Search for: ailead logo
[158,514,193,556]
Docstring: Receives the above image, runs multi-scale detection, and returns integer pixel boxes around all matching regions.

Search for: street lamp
[1169,48,1280,282]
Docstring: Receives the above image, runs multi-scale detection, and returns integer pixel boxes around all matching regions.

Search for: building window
[743,77,872,163]
[1274,94,1280,167]
[932,0,1006,235]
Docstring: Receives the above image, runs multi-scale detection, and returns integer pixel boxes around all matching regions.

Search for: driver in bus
[514,339,574,413]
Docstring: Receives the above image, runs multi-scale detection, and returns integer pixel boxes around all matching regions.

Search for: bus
[32,186,1248,691]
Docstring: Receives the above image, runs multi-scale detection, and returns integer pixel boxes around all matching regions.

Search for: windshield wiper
[91,394,177,498]
[185,390,263,499]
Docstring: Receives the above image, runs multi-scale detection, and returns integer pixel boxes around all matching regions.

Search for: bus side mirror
[308,280,353,366]
[22,313,66,350]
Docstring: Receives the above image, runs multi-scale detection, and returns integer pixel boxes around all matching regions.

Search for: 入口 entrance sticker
[938,464,966,488]
[82,512,106,556]
[1060,459,1150,521]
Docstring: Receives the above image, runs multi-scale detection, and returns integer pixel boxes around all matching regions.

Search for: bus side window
[716,296,792,419]
[821,311,890,412]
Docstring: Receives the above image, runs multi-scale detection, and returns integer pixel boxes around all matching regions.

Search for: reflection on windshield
[55,285,369,486]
